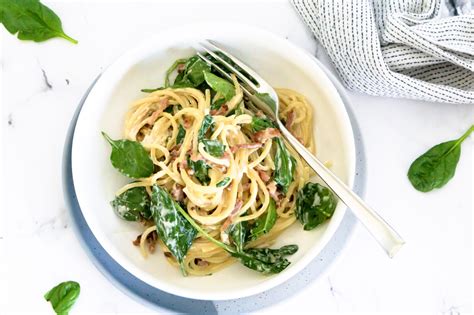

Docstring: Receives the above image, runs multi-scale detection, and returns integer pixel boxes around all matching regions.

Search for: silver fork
[197,40,405,258]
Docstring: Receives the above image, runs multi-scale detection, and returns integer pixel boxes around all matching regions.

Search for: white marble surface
[0,0,472,313]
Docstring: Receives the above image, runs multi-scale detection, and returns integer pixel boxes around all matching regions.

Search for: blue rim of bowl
[62,59,366,313]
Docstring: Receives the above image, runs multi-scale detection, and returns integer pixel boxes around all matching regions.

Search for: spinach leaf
[250,199,277,240]
[176,125,186,145]
[165,58,187,87]
[0,0,77,44]
[408,125,473,192]
[228,221,247,253]
[274,137,296,193]
[141,87,164,93]
[172,201,298,275]
[210,98,226,111]
[111,187,151,221]
[102,132,154,179]
[187,156,211,185]
[198,114,214,141]
[250,116,276,132]
[296,182,337,230]
[184,56,211,86]
[44,281,80,315]
[203,72,235,101]
[255,93,277,112]
[231,245,297,274]
[202,139,225,157]
[150,185,197,275]
[216,177,231,188]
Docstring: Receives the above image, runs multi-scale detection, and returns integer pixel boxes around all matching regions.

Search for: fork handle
[278,123,405,258]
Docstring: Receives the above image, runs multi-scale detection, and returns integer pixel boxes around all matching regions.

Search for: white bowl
[71,23,356,301]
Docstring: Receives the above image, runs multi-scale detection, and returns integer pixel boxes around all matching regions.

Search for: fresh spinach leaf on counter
[250,199,277,240]
[274,137,296,193]
[172,201,298,274]
[204,71,235,101]
[102,132,154,179]
[216,177,231,188]
[111,186,151,221]
[44,281,80,315]
[0,0,77,44]
[176,125,186,145]
[150,185,197,276]
[408,125,474,192]
[296,182,337,231]
[187,156,211,185]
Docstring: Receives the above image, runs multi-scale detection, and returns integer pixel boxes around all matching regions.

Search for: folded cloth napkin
[292,0,474,104]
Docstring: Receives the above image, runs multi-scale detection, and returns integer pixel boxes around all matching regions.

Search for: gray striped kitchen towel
[292,0,474,104]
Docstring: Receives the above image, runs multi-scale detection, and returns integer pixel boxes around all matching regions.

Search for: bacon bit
[257,170,271,183]
[183,116,193,129]
[180,158,188,170]
[285,110,296,130]
[253,128,281,143]
[267,181,282,201]
[132,234,142,246]
[144,98,169,125]
[241,182,251,191]
[164,252,172,258]
[210,104,228,116]
[220,200,244,232]
[171,183,184,202]
[230,143,262,153]
[170,144,181,158]
[177,63,185,72]
[194,258,209,267]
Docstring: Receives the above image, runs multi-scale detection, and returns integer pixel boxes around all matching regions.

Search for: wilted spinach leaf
[176,125,186,145]
[210,98,226,111]
[250,199,277,240]
[228,221,247,253]
[250,116,276,132]
[0,0,77,44]
[216,177,231,188]
[296,182,336,230]
[408,125,473,192]
[184,56,211,86]
[111,187,151,221]
[198,114,215,141]
[102,132,154,179]
[187,156,211,185]
[203,71,235,101]
[44,281,80,315]
[202,139,225,157]
[150,185,197,275]
[274,137,296,193]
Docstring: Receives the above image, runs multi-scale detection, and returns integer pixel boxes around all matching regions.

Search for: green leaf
[210,98,226,111]
[273,137,296,193]
[228,221,247,253]
[150,185,197,275]
[165,58,187,87]
[216,177,231,188]
[250,116,276,132]
[176,125,186,145]
[203,71,235,101]
[408,125,473,192]
[184,56,211,86]
[255,93,277,112]
[0,0,77,44]
[170,197,297,275]
[187,156,211,185]
[102,132,154,179]
[202,139,225,157]
[245,245,298,264]
[250,199,277,240]
[111,187,151,221]
[141,87,164,93]
[198,114,214,141]
[44,281,80,315]
[296,182,337,231]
